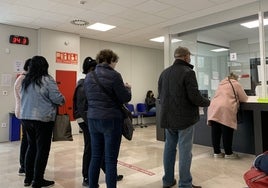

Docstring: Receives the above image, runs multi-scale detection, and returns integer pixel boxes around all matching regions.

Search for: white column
[258,11,267,98]
[164,34,171,68]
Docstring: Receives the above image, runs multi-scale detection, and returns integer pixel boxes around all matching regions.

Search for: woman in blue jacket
[20,56,65,188]
[84,49,131,188]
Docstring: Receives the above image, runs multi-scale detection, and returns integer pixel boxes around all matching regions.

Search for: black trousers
[211,121,234,155]
[79,122,91,179]
[20,121,28,171]
[78,122,105,179]
[22,120,53,183]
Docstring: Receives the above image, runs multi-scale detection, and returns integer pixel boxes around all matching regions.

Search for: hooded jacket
[207,77,248,129]
[158,59,210,130]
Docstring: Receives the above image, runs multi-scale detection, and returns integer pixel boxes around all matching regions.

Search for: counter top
[246,96,259,103]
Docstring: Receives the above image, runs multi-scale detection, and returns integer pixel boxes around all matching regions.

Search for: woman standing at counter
[207,73,248,159]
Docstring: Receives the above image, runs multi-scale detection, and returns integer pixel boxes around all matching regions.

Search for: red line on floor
[118,160,155,176]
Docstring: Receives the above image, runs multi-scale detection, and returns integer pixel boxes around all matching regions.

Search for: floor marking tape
[118,160,155,176]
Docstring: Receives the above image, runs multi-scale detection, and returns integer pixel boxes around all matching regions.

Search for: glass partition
[170,14,263,98]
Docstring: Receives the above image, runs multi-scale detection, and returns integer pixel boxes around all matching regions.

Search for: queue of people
[14,46,248,188]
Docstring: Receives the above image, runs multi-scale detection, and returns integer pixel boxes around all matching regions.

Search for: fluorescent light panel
[241,19,268,28]
[150,36,182,43]
[87,23,116,31]
[150,36,164,42]
[171,39,182,43]
[211,48,229,52]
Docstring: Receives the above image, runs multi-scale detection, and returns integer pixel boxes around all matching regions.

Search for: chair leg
[140,115,144,128]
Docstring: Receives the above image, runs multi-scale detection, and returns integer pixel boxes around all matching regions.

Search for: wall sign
[56,51,78,64]
[9,35,29,45]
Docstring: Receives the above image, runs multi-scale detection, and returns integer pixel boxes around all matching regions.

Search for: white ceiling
[0,0,258,49]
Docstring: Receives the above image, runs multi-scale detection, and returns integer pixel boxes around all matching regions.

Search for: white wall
[0,24,38,142]
[38,28,81,78]
[0,25,164,142]
[80,37,164,105]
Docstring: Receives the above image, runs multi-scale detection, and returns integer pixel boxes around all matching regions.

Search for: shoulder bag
[228,78,242,123]
[91,71,134,141]
[52,105,73,141]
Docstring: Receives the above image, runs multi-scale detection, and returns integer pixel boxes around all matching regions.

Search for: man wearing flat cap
[158,46,210,188]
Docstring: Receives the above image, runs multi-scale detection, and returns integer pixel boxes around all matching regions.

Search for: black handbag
[92,71,134,141]
[228,79,243,124]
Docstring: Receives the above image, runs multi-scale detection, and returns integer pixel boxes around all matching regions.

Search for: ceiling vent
[70,19,89,26]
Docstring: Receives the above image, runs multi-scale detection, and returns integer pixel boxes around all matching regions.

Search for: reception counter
[156,97,268,155]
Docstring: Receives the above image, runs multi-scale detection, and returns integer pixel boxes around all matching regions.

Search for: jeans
[88,118,122,188]
[162,126,194,188]
[21,120,53,184]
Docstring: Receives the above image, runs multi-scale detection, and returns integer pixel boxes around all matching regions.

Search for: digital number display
[9,35,29,45]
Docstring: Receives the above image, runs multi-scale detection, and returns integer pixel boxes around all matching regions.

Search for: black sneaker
[32,179,55,188]
[116,175,123,181]
[24,181,32,187]
[82,178,88,186]
[18,167,25,176]
[24,178,33,187]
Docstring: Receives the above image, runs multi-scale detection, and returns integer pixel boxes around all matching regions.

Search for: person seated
[145,90,156,113]
[253,151,268,174]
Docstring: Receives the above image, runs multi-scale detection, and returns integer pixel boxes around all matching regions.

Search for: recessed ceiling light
[240,19,268,28]
[171,39,182,43]
[150,36,164,42]
[70,19,89,26]
[211,48,229,52]
[150,36,182,43]
[87,23,116,31]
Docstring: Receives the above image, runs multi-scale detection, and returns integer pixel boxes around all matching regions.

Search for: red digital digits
[9,35,29,45]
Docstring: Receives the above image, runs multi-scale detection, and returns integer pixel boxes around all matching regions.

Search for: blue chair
[125,103,139,125]
[136,103,156,127]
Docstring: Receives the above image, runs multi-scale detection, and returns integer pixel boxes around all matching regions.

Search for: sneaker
[18,167,25,176]
[225,153,239,159]
[213,153,224,158]
[116,175,123,181]
[82,178,88,186]
[24,181,32,187]
[163,179,176,188]
[192,184,202,188]
[32,179,55,188]
[24,178,33,187]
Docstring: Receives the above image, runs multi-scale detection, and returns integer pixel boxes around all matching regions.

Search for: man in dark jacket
[158,46,210,188]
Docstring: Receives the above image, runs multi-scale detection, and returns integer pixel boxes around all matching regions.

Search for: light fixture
[171,39,182,43]
[87,23,116,31]
[70,19,89,26]
[240,19,268,28]
[150,36,182,43]
[150,36,164,42]
[210,48,229,52]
